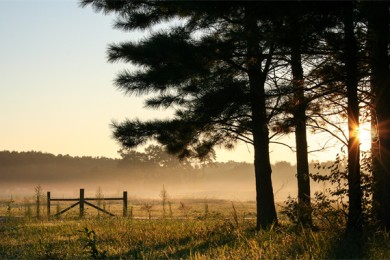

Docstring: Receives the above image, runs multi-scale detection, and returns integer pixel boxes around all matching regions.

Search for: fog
[0,150,330,203]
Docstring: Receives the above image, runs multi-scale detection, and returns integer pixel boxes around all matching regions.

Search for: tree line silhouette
[0,149,333,202]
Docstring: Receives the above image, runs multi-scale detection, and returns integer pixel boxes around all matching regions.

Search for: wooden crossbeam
[54,201,80,217]
[84,201,115,216]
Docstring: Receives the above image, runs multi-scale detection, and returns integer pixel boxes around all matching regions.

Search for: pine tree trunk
[290,15,312,227]
[366,1,390,229]
[245,4,278,230]
[344,3,362,233]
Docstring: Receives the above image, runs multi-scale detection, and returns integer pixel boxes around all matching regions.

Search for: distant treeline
[0,150,118,183]
[0,148,331,200]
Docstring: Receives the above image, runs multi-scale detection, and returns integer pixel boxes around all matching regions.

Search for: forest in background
[0,147,330,202]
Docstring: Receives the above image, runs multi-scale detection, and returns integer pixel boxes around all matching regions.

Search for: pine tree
[81,0,281,229]
[365,1,390,229]
[343,1,362,233]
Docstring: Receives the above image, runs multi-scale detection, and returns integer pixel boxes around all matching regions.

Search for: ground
[0,199,390,259]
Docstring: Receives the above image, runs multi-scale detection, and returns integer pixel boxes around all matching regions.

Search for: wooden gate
[47,189,127,218]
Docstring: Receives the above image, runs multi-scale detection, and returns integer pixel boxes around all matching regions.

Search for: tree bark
[366,1,390,229]
[245,4,278,230]
[344,2,362,233]
[290,15,312,227]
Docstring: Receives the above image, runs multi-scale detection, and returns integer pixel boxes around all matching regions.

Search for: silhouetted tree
[80,1,390,232]
[343,1,362,233]
[81,0,282,229]
[365,1,390,229]
[288,13,312,226]
[271,3,339,226]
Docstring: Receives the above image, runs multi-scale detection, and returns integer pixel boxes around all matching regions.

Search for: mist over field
[0,150,330,202]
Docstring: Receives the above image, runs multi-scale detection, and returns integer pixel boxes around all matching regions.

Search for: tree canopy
[81,1,390,232]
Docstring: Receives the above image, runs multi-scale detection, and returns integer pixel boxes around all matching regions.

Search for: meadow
[1,196,390,259]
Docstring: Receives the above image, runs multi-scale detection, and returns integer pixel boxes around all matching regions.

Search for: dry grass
[1,199,390,259]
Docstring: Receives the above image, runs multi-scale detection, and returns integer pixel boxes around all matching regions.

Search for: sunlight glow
[357,125,371,151]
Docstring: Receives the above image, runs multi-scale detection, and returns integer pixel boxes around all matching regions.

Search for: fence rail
[47,189,127,218]
[50,197,125,201]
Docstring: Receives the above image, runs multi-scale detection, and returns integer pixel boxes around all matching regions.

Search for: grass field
[1,198,390,259]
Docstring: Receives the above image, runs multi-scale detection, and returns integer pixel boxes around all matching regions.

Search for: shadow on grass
[122,236,226,259]
[119,222,242,259]
[326,230,367,259]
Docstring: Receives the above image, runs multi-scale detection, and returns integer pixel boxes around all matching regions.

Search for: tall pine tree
[82,0,282,229]
[365,1,390,229]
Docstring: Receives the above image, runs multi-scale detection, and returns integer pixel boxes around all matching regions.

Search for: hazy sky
[0,0,350,164]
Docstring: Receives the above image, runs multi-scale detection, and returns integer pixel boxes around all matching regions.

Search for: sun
[357,125,371,151]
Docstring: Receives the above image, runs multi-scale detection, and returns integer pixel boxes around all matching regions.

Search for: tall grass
[1,199,389,259]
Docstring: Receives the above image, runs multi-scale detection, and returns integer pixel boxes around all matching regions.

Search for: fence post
[47,192,51,220]
[80,189,84,218]
[123,191,128,217]
[36,194,40,220]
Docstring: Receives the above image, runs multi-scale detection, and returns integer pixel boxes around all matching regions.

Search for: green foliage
[79,227,107,259]
[281,196,305,226]
[310,150,374,227]
[282,193,346,229]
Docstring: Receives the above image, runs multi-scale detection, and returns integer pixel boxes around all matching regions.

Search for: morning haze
[0,148,328,203]
[2,1,390,259]
[0,0,339,164]
[0,0,341,224]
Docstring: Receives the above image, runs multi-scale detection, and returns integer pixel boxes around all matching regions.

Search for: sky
[0,0,355,164]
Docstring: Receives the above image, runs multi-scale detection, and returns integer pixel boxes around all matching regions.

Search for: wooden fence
[47,189,127,218]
